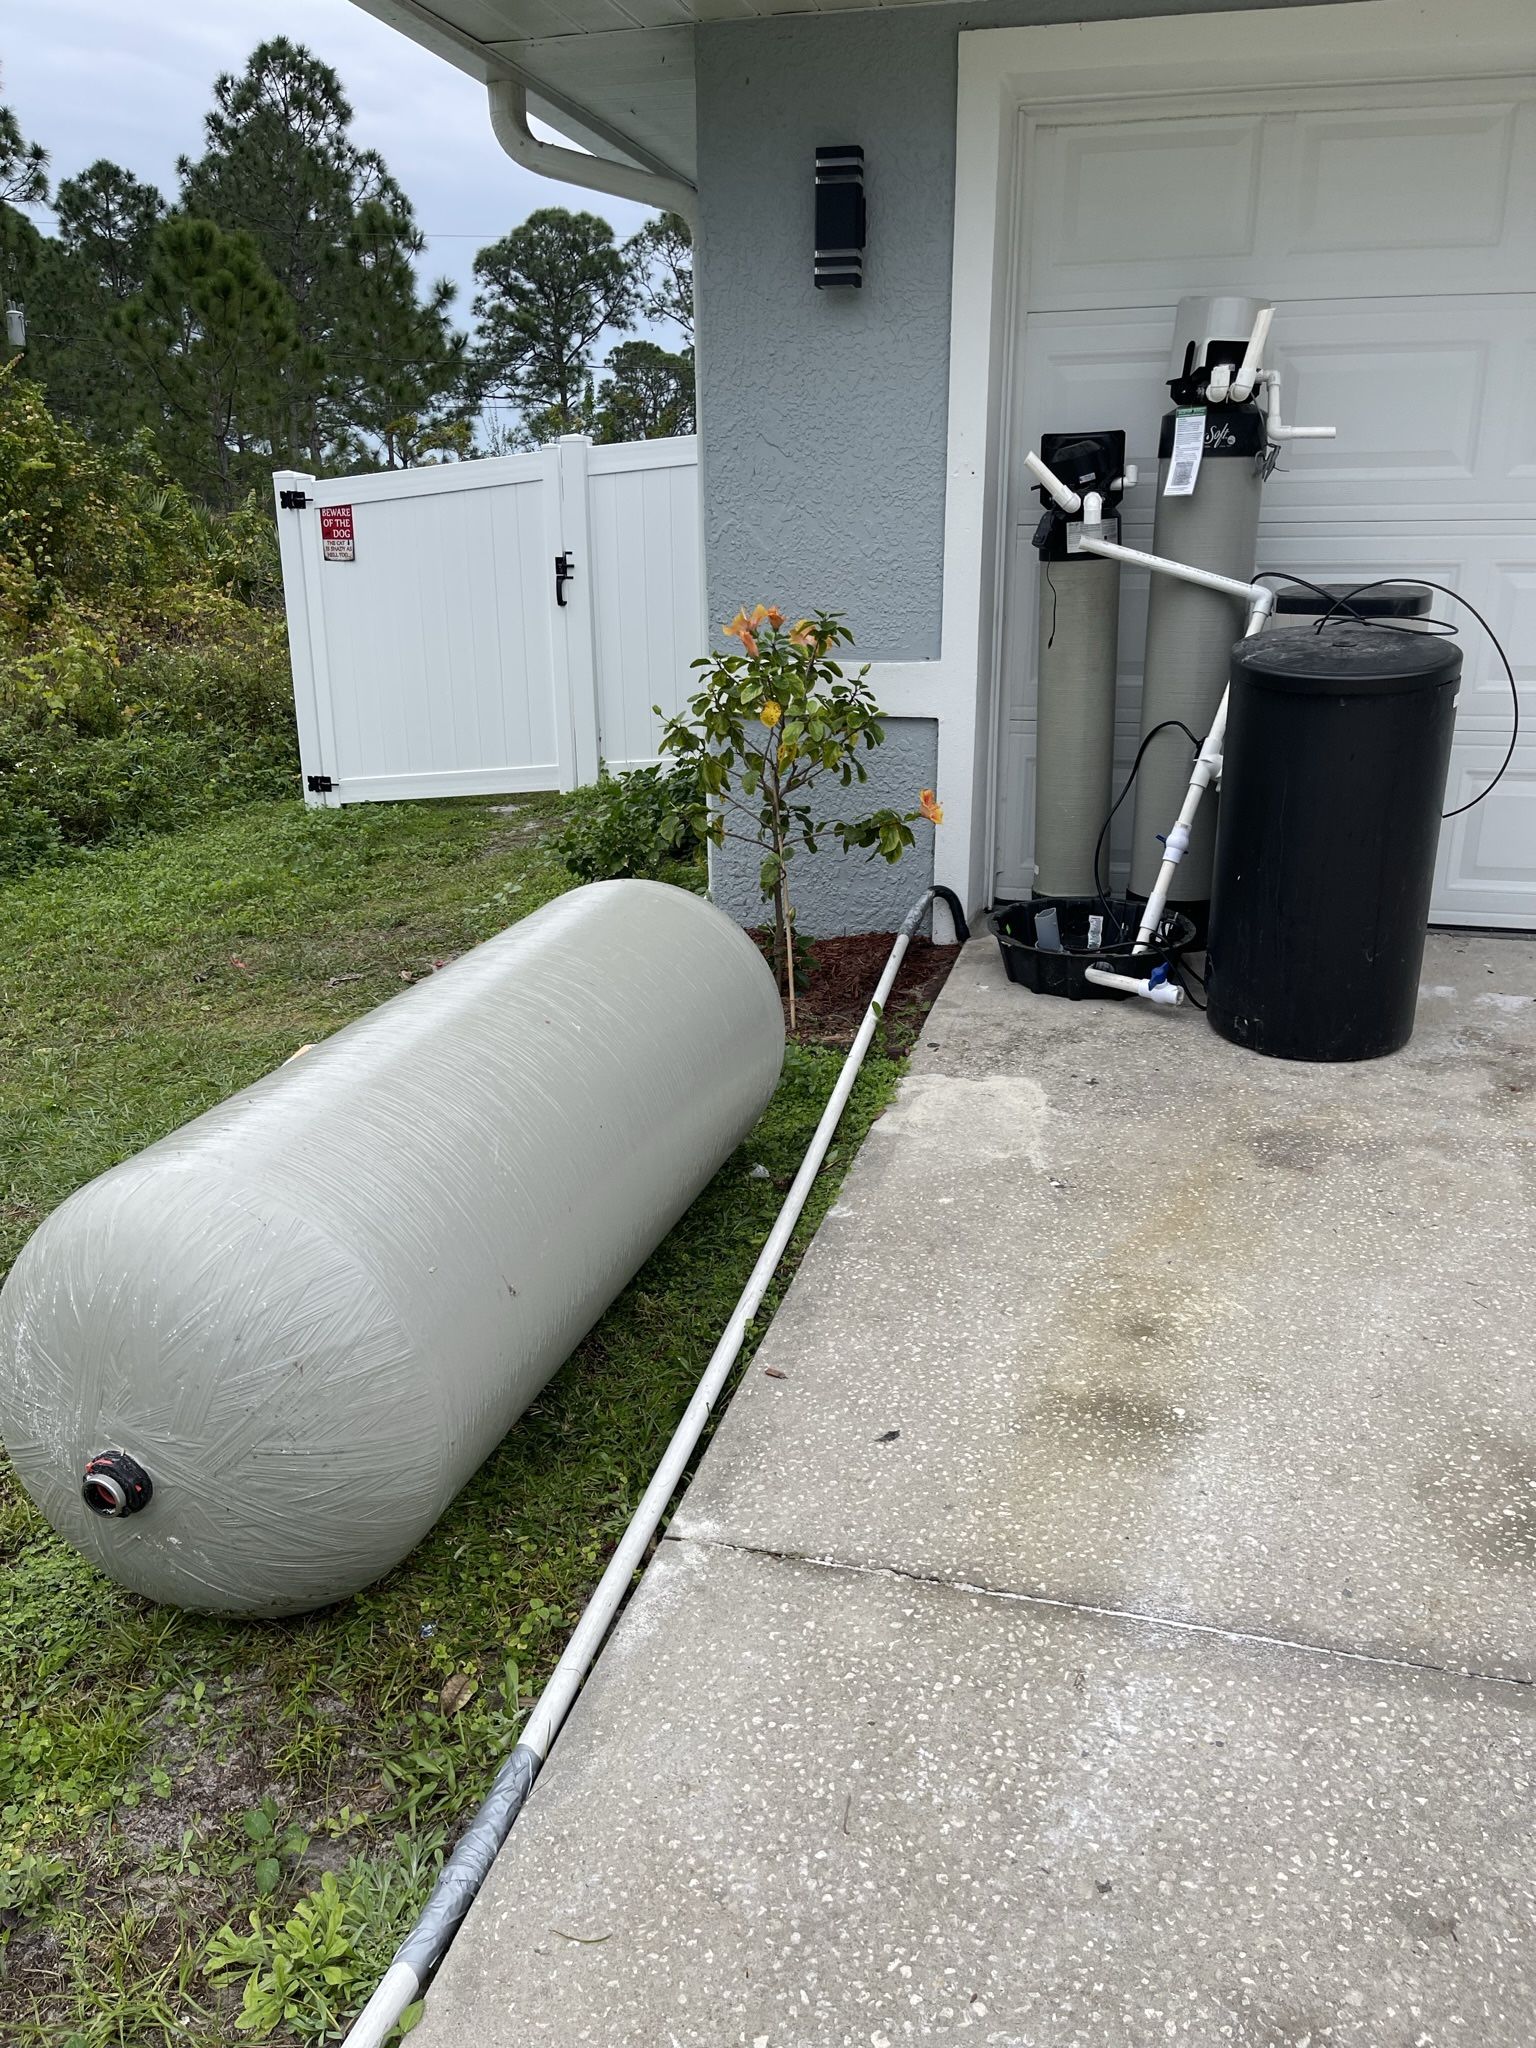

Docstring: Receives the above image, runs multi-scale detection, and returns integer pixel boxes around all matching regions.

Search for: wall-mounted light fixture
[815,145,865,289]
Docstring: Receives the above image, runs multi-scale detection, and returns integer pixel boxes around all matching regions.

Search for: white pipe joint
[1160,819,1191,865]
[1024,449,1081,515]
[1085,965,1185,1006]
[1229,304,1274,404]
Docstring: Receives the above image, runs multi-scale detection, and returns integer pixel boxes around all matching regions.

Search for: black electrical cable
[1313,578,1519,819]
[1092,718,1201,935]
[1043,561,1060,650]
[1254,573,1518,818]
[1251,571,1458,640]
[1174,956,1209,1012]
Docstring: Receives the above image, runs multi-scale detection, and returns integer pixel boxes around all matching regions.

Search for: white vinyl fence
[273,434,703,806]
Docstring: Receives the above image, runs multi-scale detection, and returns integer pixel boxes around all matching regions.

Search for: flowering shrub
[658,608,939,1026]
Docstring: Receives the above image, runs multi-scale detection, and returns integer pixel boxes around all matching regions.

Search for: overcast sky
[2,0,654,330]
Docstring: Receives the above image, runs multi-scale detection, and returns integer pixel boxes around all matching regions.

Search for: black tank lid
[1234,622,1462,697]
[1274,581,1431,619]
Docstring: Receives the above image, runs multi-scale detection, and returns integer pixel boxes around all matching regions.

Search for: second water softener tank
[1130,294,1270,921]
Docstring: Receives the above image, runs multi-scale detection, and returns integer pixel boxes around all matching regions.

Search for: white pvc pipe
[1024,449,1081,515]
[1084,965,1184,1004]
[1131,594,1273,949]
[1077,531,1264,606]
[341,890,956,2048]
[1229,304,1274,404]
[1258,370,1336,442]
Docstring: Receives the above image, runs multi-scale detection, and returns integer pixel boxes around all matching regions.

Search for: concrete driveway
[416,931,1536,2047]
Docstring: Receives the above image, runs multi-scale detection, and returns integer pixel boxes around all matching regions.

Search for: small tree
[659,608,941,1030]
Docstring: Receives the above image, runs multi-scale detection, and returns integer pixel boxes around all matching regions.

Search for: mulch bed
[751,931,963,1054]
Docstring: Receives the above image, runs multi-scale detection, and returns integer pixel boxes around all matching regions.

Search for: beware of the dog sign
[320,504,355,562]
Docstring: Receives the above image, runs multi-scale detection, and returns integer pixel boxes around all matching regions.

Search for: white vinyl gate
[273,435,702,806]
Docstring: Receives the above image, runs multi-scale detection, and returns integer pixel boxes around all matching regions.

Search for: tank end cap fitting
[83,1451,153,1518]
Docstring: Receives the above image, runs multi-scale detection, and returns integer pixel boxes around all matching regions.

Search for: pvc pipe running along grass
[341,888,964,2048]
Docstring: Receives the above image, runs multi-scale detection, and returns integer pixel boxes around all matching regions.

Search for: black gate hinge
[280,488,309,510]
[307,773,334,793]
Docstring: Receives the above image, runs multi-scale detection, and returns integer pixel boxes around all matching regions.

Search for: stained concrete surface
[675,933,1536,1680]
[416,932,1536,2045]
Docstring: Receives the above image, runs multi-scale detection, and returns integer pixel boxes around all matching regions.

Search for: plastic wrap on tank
[0,880,785,1617]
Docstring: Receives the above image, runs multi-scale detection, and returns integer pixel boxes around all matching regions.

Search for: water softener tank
[1206,624,1460,1061]
[1031,430,1124,899]
[0,881,785,1616]
[1130,294,1270,921]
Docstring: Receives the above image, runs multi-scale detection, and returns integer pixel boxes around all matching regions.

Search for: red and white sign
[320,504,355,563]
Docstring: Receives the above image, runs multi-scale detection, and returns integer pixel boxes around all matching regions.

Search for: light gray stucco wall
[695,0,1341,930]
[708,715,939,936]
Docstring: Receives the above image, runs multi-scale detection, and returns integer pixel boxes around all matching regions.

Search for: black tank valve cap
[82,1451,153,1518]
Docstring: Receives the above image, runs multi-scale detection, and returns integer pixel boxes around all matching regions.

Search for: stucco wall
[709,715,939,936]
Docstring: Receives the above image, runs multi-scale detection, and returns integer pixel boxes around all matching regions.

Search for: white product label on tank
[1164,408,1206,497]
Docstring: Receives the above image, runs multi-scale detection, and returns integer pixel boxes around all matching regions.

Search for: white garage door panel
[1026,91,1536,311]
[1434,748,1536,928]
[999,81,1536,926]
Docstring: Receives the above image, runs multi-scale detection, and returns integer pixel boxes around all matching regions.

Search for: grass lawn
[0,796,905,2047]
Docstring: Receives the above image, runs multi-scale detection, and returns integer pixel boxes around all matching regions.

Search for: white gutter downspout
[488,78,698,227]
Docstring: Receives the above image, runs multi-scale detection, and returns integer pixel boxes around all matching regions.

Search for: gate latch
[554,552,574,607]
[279,488,309,510]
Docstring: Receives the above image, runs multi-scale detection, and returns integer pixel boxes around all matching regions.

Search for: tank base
[1206,1001,1413,1064]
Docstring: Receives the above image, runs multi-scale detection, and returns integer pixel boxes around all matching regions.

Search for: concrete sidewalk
[416,932,1536,2047]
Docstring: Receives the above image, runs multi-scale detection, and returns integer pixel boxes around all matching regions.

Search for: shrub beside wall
[0,369,297,879]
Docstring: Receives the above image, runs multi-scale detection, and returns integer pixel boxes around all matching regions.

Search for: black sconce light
[815,145,865,289]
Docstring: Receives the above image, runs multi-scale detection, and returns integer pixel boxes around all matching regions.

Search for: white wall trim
[927,0,1536,916]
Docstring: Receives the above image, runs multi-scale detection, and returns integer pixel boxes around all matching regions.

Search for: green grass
[0,795,904,2047]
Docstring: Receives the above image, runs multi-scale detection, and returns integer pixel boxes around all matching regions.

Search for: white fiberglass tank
[0,880,784,1616]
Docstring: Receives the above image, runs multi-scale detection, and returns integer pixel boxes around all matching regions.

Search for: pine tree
[330,196,468,469]
[626,212,693,344]
[471,208,638,441]
[593,339,695,442]
[178,38,466,470]
[117,217,300,507]
[27,161,164,433]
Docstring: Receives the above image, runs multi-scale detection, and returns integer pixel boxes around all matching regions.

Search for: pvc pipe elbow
[1024,449,1082,515]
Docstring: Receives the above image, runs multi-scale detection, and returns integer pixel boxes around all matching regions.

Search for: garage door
[995,84,1536,927]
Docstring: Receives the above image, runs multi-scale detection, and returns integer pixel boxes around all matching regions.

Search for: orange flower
[762,606,785,630]
[919,788,944,825]
[724,609,751,641]
[788,618,817,650]
[761,699,783,728]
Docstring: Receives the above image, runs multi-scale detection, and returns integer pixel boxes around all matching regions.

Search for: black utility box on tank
[1206,623,1460,1062]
